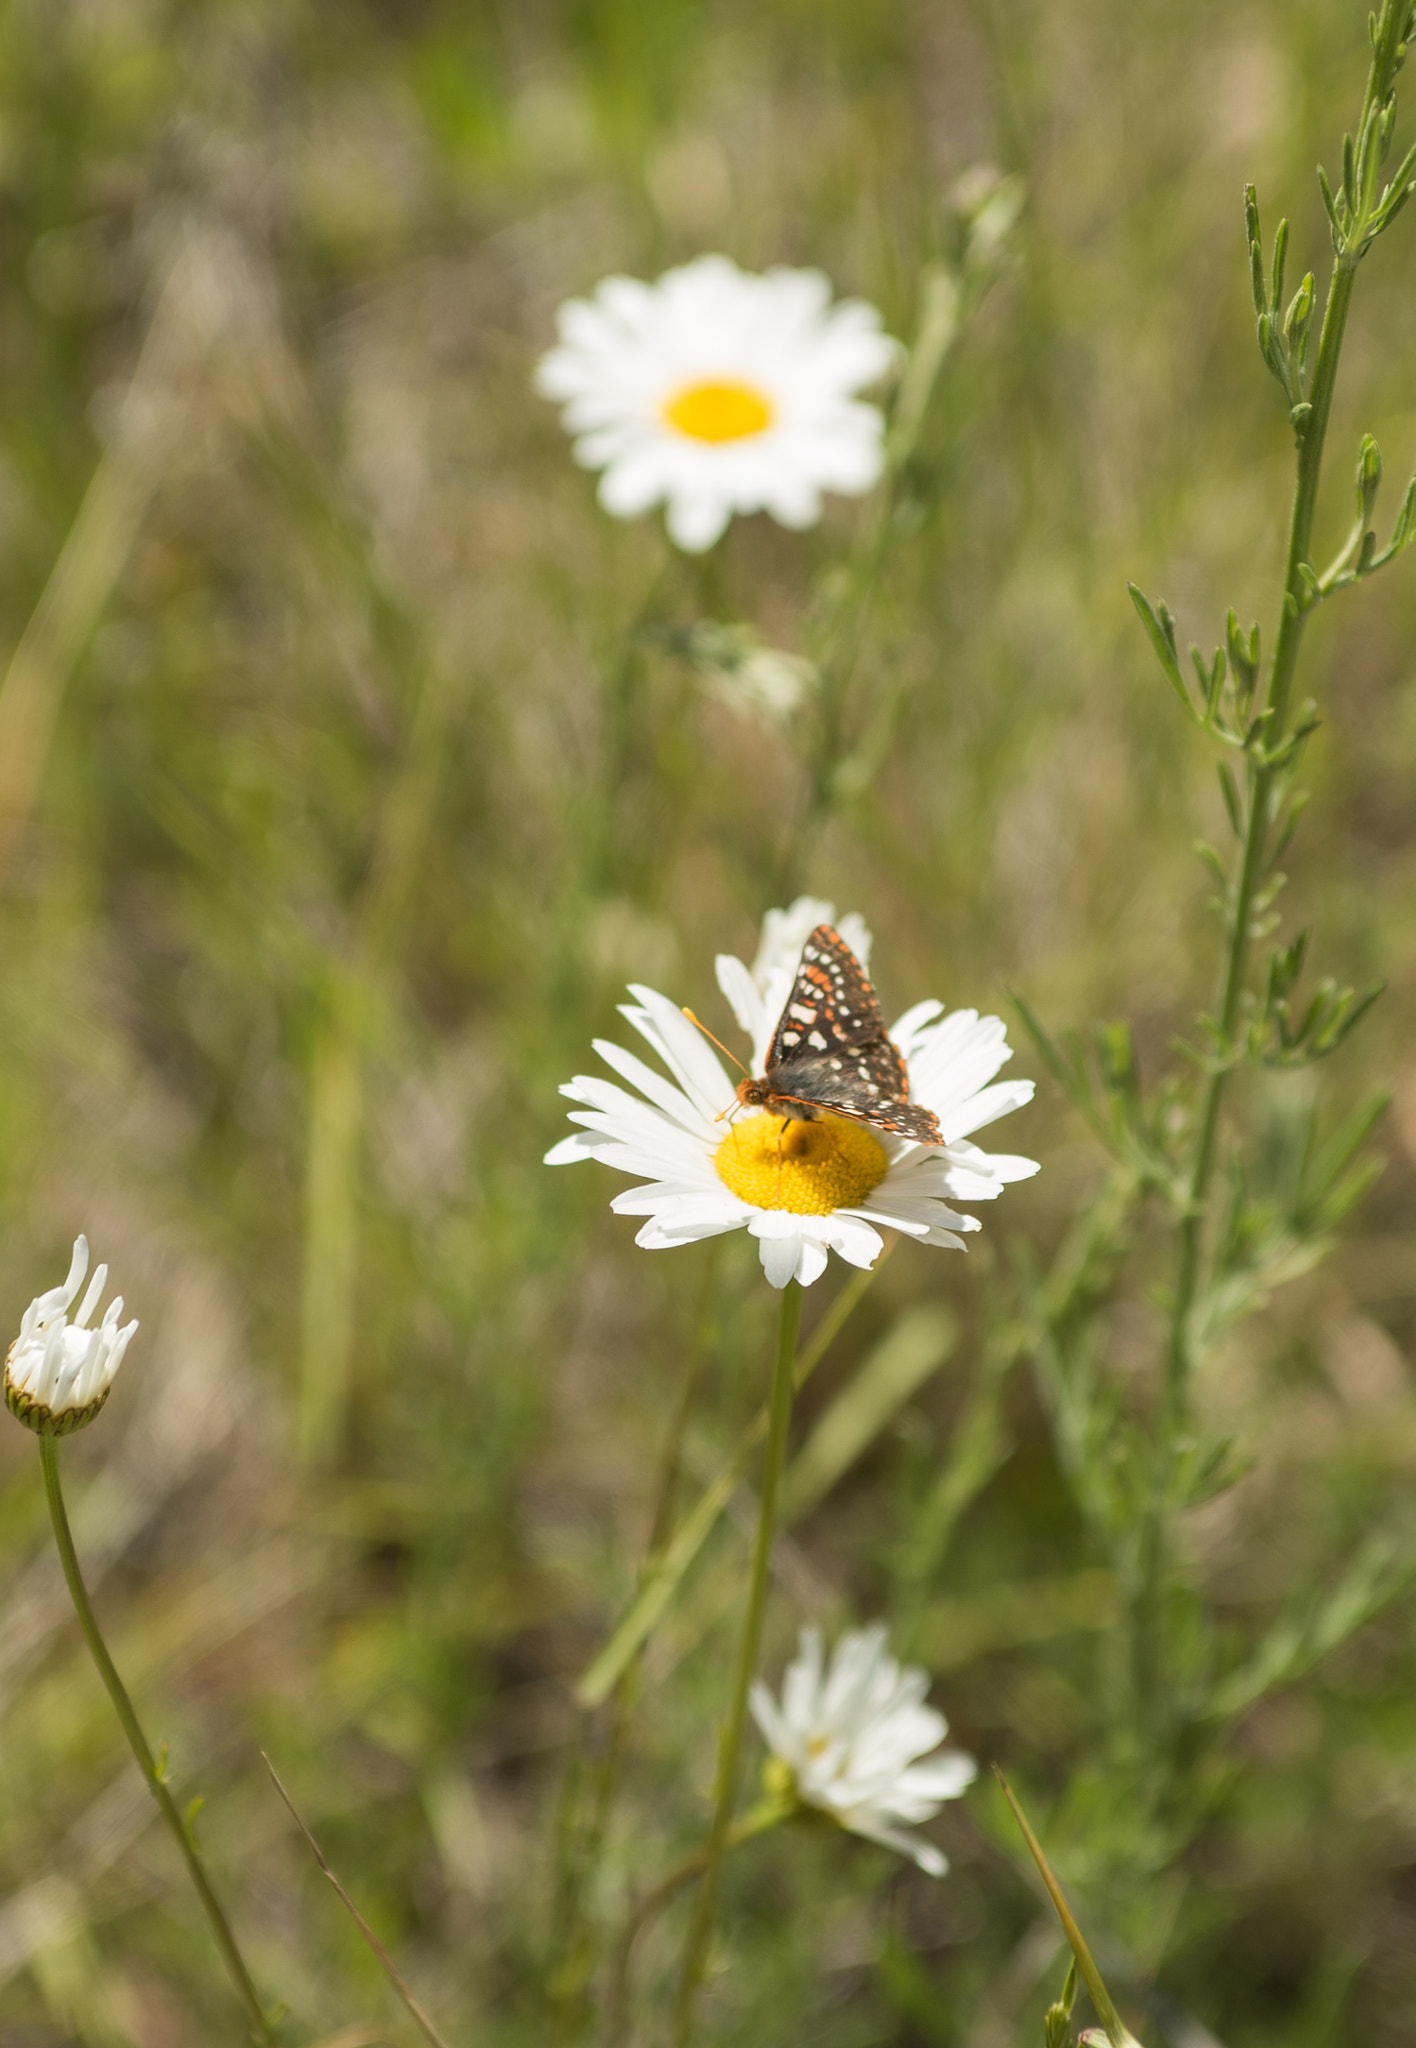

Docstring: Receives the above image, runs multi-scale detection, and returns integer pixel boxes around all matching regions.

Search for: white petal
[847,1198,932,1239]
[634,1211,745,1251]
[598,447,675,518]
[849,1817,948,1875]
[895,1751,978,1802]
[940,1079,1037,1142]
[938,1163,1024,1201]
[545,1132,599,1165]
[890,999,945,1052]
[782,1627,825,1728]
[60,1237,89,1308]
[591,1036,720,1139]
[623,987,738,1122]
[751,898,841,984]
[917,1225,969,1251]
[817,1211,885,1270]
[946,1143,1041,1185]
[610,1185,746,1222]
[748,1212,807,1289]
[714,953,764,1047]
[73,1260,108,1331]
[557,1079,714,1167]
[794,1235,829,1286]
[749,1680,791,1757]
[859,1192,976,1234]
[760,473,823,530]
[665,490,731,552]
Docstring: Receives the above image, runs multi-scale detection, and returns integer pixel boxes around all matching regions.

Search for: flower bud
[4,1237,138,1435]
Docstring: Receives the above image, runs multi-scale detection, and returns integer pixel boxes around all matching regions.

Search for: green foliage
[0,1,1415,2046]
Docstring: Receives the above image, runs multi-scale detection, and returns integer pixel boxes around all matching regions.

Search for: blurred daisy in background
[545,896,1038,1289]
[751,1623,976,1874]
[535,255,899,551]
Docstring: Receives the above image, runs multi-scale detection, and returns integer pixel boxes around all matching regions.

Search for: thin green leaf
[1127,583,1190,709]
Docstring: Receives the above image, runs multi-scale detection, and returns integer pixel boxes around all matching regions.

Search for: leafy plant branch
[1011,0,1416,1915]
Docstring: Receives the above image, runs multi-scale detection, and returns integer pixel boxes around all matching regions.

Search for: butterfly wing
[764,926,944,1145]
[767,925,887,1064]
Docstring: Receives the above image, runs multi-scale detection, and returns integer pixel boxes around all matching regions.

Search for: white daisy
[750,1624,977,1875]
[535,255,899,552]
[545,896,1038,1290]
[5,1237,138,1435]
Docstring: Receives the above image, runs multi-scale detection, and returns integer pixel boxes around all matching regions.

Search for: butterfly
[732,925,945,1146]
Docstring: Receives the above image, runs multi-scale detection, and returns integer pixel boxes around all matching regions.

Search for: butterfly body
[737,925,944,1147]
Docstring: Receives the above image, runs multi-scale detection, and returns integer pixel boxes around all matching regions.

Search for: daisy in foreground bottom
[545,897,1038,1288]
[751,1624,976,1875]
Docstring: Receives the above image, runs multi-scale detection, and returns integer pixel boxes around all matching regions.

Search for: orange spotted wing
[735,925,944,1145]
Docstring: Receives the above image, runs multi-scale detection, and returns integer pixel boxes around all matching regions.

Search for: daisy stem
[673,1277,803,2045]
[38,1431,275,2044]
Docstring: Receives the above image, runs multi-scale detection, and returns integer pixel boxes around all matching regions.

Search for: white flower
[535,255,899,552]
[751,1624,976,1875]
[545,896,1038,1290]
[684,621,818,726]
[5,1237,138,1435]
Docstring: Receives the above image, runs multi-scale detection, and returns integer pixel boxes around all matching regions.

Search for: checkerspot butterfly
[734,925,944,1145]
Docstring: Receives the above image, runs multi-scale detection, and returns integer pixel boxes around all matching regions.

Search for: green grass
[1,1,1415,2043]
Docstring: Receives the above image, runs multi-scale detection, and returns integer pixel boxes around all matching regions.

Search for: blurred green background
[1,0,1415,2043]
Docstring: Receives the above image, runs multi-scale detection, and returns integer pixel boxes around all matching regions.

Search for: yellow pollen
[662,377,774,443]
[714,1113,888,1216]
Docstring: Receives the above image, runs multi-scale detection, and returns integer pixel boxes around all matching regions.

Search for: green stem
[548,1248,720,2035]
[1162,0,1415,1426]
[39,1432,274,2043]
[576,1249,885,1712]
[1146,0,1412,1773]
[1162,261,1358,1434]
[1145,258,1356,1763]
[777,269,965,897]
[672,1278,803,2045]
[995,1771,1142,2048]
[604,1800,785,2042]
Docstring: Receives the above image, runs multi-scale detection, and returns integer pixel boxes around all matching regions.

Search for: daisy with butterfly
[547,896,1038,1289]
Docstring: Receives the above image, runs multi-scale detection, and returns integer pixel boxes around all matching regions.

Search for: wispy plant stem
[548,1247,720,2034]
[779,267,965,895]
[39,1432,274,2043]
[265,1753,452,2048]
[673,1277,802,2044]
[576,1251,884,1711]
[605,1799,785,2041]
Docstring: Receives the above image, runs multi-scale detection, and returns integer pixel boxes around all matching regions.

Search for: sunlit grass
[0,1,1414,2042]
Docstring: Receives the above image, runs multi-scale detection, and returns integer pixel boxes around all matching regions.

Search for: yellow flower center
[662,378,774,443]
[714,1113,887,1216]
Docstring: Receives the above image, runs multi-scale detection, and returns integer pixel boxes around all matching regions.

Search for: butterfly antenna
[682,1009,751,1078]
